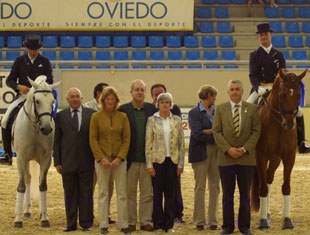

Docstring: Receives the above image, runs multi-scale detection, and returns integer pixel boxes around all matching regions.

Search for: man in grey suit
[54,88,95,232]
[213,80,261,235]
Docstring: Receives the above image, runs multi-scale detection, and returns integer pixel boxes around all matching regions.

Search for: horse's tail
[30,161,40,200]
[251,166,260,211]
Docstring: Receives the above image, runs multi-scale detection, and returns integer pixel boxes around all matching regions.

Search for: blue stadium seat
[277,0,290,4]
[203,51,220,69]
[200,22,214,33]
[4,51,20,69]
[292,0,305,4]
[219,36,234,47]
[202,36,216,48]
[292,51,308,68]
[186,51,202,69]
[217,0,230,4]
[132,51,147,69]
[271,36,286,47]
[302,22,310,33]
[149,36,164,48]
[114,51,129,69]
[96,36,111,48]
[42,36,57,48]
[184,36,199,48]
[168,50,183,69]
[285,22,299,33]
[7,36,22,48]
[269,22,283,33]
[288,36,303,47]
[202,0,216,4]
[217,22,231,33]
[222,50,238,69]
[0,52,2,61]
[231,0,246,3]
[166,36,181,48]
[299,8,310,18]
[60,36,75,48]
[306,36,310,47]
[78,36,93,48]
[131,36,146,48]
[60,51,75,69]
[150,51,165,69]
[0,37,4,48]
[78,51,93,69]
[282,7,296,18]
[197,7,212,18]
[265,7,280,18]
[42,51,57,61]
[282,50,290,60]
[214,7,229,18]
[113,36,128,48]
[96,51,111,69]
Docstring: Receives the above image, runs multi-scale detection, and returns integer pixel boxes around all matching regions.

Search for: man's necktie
[72,109,79,131]
[233,105,240,136]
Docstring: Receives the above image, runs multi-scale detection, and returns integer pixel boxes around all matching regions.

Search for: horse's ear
[279,69,287,80]
[28,77,39,90]
[49,81,61,90]
[297,69,308,81]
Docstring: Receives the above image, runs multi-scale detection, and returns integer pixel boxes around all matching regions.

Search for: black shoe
[220,229,233,235]
[196,225,204,231]
[0,153,12,165]
[240,229,253,235]
[175,217,185,224]
[108,217,116,224]
[100,227,108,234]
[63,226,77,232]
[121,228,131,234]
[299,142,310,154]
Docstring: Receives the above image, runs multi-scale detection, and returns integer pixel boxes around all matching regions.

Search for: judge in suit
[54,87,95,232]
[213,80,261,235]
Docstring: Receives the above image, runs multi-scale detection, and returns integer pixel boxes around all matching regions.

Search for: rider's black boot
[296,116,310,154]
[0,127,13,165]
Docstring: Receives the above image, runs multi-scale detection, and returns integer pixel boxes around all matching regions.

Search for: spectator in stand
[150,83,185,223]
[188,85,220,231]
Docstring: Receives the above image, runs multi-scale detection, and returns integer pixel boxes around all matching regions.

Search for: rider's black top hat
[23,34,42,50]
[256,23,273,34]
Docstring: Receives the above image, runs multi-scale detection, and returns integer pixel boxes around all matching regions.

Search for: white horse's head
[28,76,60,135]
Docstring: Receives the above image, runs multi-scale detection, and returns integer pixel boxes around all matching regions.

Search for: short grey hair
[227,80,243,89]
[156,92,174,108]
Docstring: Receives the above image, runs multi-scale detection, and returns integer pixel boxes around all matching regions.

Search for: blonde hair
[99,86,120,111]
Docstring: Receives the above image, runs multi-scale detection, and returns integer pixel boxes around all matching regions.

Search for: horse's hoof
[23,212,31,219]
[282,217,294,229]
[14,221,23,228]
[41,220,50,228]
[258,219,270,230]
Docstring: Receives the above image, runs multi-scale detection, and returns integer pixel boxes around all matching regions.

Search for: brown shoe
[196,225,204,231]
[141,224,154,231]
[210,225,219,230]
[128,225,136,232]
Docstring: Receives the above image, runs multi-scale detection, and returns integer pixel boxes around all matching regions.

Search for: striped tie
[233,105,240,136]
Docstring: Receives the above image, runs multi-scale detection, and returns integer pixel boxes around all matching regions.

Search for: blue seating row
[0,35,236,49]
[199,22,232,33]
[270,21,310,33]
[265,7,310,18]
[272,36,310,47]
[197,7,229,18]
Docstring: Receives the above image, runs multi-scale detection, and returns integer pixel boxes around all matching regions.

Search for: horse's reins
[23,89,54,125]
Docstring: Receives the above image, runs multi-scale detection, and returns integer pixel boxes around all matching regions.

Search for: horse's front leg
[39,157,51,228]
[281,151,296,229]
[266,158,281,219]
[256,156,270,230]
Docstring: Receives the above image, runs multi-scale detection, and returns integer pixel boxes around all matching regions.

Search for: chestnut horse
[251,69,307,230]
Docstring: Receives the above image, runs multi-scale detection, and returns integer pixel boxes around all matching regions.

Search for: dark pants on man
[62,170,94,229]
[152,158,177,231]
[219,165,254,234]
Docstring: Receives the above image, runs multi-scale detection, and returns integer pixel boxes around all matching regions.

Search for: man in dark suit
[248,23,309,153]
[0,34,53,165]
[54,88,95,232]
[118,80,156,232]
[213,80,261,235]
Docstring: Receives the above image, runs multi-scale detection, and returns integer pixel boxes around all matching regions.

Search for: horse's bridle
[23,89,54,125]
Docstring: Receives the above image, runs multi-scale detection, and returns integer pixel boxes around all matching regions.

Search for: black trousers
[62,169,94,229]
[152,158,177,231]
[219,165,254,233]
